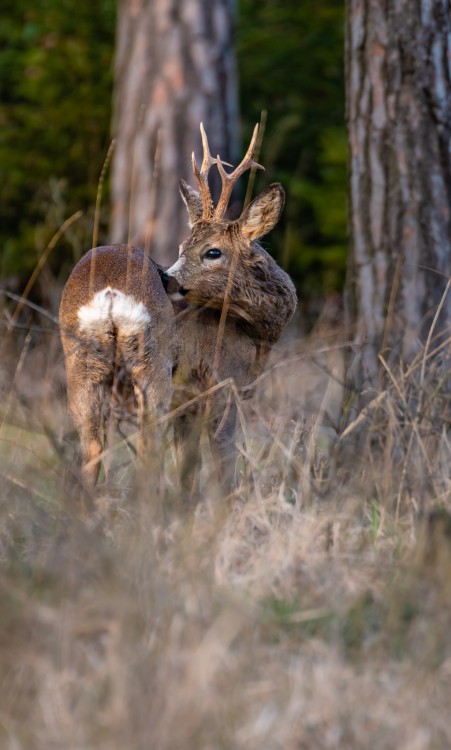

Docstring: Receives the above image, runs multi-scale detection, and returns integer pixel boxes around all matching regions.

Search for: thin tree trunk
[111,0,238,266]
[346,0,451,388]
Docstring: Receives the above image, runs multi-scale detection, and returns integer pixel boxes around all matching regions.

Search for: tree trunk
[111,0,238,266]
[346,0,451,387]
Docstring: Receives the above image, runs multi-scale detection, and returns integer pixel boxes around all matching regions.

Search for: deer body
[169,258,296,493]
[59,244,173,488]
[169,304,266,493]
[59,124,296,498]
[163,127,297,493]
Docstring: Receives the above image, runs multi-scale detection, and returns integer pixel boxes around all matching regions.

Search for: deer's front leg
[174,411,203,502]
[208,399,238,494]
[132,353,172,485]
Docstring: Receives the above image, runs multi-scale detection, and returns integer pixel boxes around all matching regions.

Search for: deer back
[60,244,172,354]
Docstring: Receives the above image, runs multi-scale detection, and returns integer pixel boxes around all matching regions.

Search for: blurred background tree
[0,0,346,310]
[111,0,238,266]
[346,0,451,388]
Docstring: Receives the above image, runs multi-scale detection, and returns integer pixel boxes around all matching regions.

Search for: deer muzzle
[161,272,188,299]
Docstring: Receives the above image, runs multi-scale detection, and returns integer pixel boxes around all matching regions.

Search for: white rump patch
[78,287,151,336]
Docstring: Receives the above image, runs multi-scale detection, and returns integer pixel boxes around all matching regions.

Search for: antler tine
[214,123,264,220]
[199,122,216,173]
[191,122,218,219]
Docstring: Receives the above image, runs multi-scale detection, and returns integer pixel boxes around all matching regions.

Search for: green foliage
[237,0,347,301]
[0,0,115,277]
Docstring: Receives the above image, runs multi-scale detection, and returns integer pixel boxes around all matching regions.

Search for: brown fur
[59,245,173,489]
[164,182,297,495]
[59,127,297,501]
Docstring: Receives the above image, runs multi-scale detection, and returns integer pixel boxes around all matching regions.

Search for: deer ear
[180,179,203,227]
[239,183,285,242]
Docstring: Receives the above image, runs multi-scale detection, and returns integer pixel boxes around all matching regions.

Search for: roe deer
[59,124,296,498]
[59,246,173,489]
[162,123,297,495]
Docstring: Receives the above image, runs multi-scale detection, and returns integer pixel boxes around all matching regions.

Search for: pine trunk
[111,0,238,266]
[346,0,451,387]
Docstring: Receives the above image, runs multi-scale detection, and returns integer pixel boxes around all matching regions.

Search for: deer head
[162,124,286,313]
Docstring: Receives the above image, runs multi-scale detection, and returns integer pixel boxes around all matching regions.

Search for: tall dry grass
[1,302,451,750]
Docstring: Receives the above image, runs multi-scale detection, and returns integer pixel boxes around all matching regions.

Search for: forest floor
[1,310,451,750]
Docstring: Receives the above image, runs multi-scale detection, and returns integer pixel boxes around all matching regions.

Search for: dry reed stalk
[8,210,83,328]
[144,128,162,255]
[339,390,387,440]
[89,139,116,298]
[126,104,145,250]
[92,139,116,251]
[243,110,267,210]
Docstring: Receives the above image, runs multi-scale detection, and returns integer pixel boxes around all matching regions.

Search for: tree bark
[111,0,238,266]
[346,0,451,387]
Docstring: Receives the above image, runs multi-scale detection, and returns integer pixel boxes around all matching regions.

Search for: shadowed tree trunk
[111,0,238,266]
[346,0,451,389]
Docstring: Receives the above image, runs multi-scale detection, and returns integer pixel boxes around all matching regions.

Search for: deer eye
[204,248,222,260]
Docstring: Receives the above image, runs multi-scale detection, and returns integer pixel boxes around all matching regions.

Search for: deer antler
[214,123,264,220]
[192,123,263,222]
[191,123,229,220]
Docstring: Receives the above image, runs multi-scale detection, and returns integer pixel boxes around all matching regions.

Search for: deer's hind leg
[63,338,112,491]
[66,370,105,490]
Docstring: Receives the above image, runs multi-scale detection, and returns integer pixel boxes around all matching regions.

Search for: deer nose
[161,272,182,295]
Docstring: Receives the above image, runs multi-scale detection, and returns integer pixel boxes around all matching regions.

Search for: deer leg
[66,375,104,490]
[132,382,163,468]
[208,400,238,494]
[131,356,172,483]
[174,412,203,501]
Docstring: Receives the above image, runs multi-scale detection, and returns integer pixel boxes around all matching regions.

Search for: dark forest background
[0,0,345,306]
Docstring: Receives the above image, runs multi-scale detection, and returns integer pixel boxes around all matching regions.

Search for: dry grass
[1,312,451,750]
